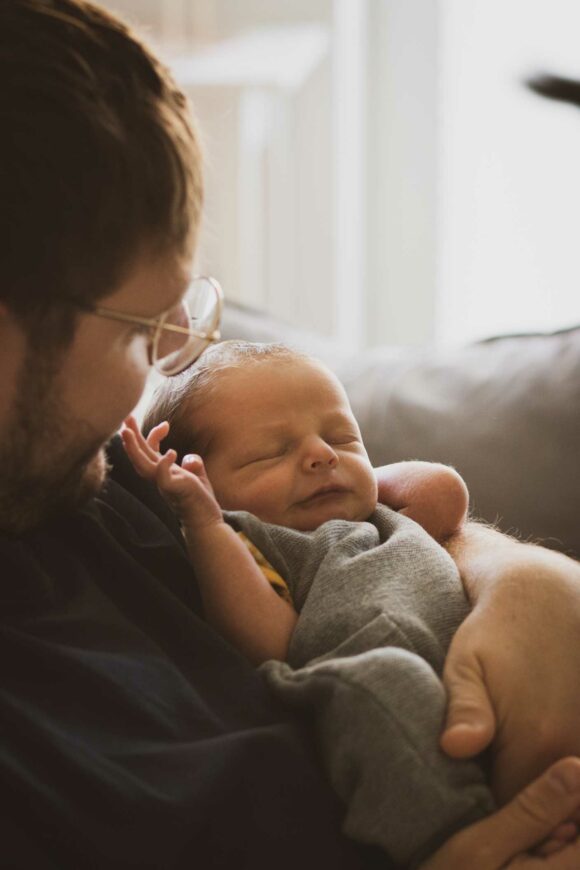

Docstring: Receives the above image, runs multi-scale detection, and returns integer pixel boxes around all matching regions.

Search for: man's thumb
[440,656,496,758]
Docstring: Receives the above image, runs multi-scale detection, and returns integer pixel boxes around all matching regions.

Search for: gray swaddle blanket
[225,504,494,868]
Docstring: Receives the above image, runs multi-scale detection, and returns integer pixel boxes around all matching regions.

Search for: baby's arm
[122,416,298,665]
[375,460,469,541]
[183,517,298,665]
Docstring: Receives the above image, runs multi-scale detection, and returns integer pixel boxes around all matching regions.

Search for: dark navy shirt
[0,437,385,868]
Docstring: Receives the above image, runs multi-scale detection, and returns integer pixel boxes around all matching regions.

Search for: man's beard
[0,350,110,537]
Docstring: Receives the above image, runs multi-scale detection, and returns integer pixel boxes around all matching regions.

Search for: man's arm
[376,461,469,541]
[441,522,580,804]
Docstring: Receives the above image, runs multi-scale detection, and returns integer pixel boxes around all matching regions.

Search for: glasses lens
[155,276,222,376]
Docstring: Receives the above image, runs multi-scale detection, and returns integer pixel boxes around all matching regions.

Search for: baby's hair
[143,340,311,461]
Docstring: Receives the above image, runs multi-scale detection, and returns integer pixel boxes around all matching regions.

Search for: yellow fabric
[237,531,293,604]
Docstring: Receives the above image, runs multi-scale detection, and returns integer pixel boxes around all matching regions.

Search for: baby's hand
[121,415,223,533]
[376,461,469,542]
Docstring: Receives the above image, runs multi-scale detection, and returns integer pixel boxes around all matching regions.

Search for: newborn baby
[123,341,493,868]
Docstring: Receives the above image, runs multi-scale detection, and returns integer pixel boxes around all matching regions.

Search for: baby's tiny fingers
[124,415,160,463]
[182,453,203,471]
[146,420,170,453]
[123,414,143,440]
[121,426,158,477]
[157,449,178,489]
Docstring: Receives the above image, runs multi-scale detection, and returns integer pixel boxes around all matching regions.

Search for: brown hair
[143,340,310,461]
[0,0,203,342]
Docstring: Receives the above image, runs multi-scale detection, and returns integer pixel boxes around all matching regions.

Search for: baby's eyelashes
[243,447,288,466]
[239,434,360,467]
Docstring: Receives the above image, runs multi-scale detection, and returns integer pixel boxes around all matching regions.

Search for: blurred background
[103,0,580,351]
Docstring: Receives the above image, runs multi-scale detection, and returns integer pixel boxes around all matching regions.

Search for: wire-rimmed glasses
[93,276,223,376]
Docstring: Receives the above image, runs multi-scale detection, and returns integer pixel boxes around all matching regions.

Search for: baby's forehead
[218,355,342,396]
[227,358,350,421]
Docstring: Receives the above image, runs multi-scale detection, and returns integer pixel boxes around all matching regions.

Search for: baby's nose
[304,440,339,471]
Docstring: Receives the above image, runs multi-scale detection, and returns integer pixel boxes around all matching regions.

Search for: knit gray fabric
[225,505,494,868]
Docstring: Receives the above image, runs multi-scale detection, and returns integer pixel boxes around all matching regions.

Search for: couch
[221,302,580,560]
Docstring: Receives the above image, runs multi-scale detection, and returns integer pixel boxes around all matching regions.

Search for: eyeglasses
[91,276,223,376]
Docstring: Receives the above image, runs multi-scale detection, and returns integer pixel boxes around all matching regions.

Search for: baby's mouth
[298,485,349,505]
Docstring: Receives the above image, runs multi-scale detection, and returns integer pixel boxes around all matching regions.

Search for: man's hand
[121,415,223,533]
[421,758,580,869]
[440,523,580,804]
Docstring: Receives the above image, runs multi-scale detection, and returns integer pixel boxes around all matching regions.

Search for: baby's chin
[285,495,375,532]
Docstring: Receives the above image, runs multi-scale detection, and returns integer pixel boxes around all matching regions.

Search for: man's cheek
[107,365,150,427]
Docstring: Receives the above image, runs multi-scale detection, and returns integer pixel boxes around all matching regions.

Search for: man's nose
[303,439,339,472]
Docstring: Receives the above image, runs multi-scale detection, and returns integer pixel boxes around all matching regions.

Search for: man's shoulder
[0,434,200,614]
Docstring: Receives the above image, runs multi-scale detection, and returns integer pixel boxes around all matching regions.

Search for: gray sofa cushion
[222,304,580,559]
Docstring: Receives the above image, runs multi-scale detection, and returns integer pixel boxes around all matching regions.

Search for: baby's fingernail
[183,454,200,464]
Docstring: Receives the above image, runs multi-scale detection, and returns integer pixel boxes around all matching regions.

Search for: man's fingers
[421,758,580,869]
[486,758,580,862]
[440,653,496,758]
[534,822,579,858]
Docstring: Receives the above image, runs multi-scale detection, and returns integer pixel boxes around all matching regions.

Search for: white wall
[365,0,439,348]
[99,0,580,349]
[98,0,361,345]
[438,0,580,344]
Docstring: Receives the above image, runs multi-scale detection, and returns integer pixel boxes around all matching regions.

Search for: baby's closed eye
[326,433,360,446]
[241,445,290,466]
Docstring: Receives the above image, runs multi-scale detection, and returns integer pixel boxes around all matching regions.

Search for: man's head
[1,0,202,332]
[0,0,204,534]
[145,341,378,531]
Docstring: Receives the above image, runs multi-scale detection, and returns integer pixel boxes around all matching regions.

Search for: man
[2,1,580,866]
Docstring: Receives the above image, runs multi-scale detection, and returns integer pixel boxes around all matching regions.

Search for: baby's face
[198,358,378,531]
